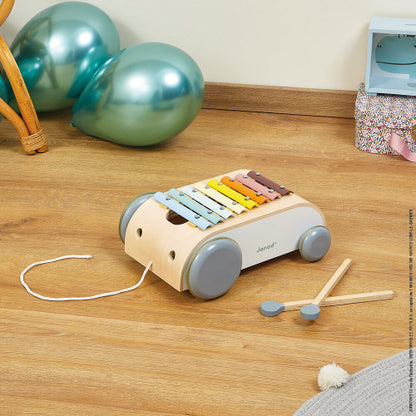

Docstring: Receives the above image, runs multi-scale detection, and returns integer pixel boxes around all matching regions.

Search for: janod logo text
[256,241,278,253]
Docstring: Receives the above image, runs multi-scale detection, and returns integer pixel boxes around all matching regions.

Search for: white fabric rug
[294,349,413,415]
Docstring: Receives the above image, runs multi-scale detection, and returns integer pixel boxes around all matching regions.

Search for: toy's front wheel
[119,193,154,243]
[184,238,242,300]
[299,225,331,262]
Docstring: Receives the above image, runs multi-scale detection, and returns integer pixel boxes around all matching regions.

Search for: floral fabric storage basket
[355,84,416,162]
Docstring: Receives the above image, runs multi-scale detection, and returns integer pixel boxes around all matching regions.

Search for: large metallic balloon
[7,1,120,111]
[71,42,205,146]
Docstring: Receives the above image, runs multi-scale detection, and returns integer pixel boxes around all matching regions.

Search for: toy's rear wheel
[184,238,242,300]
[119,193,154,243]
[299,225,331,262]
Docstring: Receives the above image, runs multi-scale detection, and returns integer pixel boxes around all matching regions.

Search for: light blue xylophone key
[167,189,223,224]
[153,192,212,230]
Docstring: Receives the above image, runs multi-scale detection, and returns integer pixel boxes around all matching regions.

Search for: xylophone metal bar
[234,173,280,200]
[221,176,268,204]
[247,171,291,196]
[194,182,247,214]
[153,192,212,230]
[167,188,223,224]
[180,186,234,220]
[207,179,258,209]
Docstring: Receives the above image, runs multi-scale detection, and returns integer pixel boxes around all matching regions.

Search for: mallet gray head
[300,303,321,320]
[260,301,285,317]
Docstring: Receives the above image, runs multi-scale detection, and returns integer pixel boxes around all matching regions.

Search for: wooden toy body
[124,169,327,293]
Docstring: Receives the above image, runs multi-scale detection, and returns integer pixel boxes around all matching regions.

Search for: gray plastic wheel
[185,238,242,300]
[299,225,331,262]
[119,193,154,243]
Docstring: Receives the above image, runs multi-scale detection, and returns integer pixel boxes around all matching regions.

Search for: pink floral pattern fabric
[355,83,416,155]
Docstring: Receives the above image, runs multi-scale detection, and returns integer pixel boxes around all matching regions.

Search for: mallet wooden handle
[313,258,352,306]
[284,290,394,311]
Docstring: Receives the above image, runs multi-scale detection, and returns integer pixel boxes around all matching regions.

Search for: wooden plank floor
[0,107,410,415]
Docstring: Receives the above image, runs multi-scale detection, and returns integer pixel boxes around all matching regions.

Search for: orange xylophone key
[234,173,280,200]
[221,176,268,204]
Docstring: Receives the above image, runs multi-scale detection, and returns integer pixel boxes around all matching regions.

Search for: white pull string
[20,254,153,301]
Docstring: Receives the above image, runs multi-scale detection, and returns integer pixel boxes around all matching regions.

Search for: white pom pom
[318,362,350,391]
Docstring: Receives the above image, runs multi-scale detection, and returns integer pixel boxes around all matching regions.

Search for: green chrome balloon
[71,42,205,146]
[7,1,120,112]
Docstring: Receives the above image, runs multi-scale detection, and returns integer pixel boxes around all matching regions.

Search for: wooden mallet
[260,290,394,317]
[261,258,394,318]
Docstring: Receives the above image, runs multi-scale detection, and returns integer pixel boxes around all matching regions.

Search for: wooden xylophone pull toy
[119,169,331,300]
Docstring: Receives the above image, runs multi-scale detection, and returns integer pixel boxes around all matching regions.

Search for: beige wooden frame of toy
[0,0,47,154]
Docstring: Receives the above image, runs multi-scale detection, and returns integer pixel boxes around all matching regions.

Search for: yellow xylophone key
[207,179,257,209]
[194,182,246,214]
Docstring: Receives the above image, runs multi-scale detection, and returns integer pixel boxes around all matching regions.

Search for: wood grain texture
[0,107,409,415]
[203,82,357,118]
